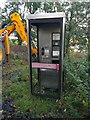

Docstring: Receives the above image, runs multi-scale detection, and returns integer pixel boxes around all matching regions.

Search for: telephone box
[27,12,65,99]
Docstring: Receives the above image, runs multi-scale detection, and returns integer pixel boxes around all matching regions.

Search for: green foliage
[63,2,89,54]
[3,52,89,118]
[1,1,89,55]
[3,59,57,118]
[62,55,89,117]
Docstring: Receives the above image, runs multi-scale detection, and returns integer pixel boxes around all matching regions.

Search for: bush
[61,55,89,118]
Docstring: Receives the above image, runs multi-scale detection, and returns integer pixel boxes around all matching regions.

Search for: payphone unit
[27,12,65,98]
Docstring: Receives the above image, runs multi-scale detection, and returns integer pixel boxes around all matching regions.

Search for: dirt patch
[2,45,29,119]
[10,45,28,60]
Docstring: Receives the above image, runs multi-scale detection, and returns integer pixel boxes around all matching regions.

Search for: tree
[1,1,89,52]
[62,2,89,55]
[86,9,90,76]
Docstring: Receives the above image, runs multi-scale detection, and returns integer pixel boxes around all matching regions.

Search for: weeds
[2,51,89,118]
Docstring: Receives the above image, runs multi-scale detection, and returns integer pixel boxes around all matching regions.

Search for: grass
[2,48,89,118]
[2,55,60,118]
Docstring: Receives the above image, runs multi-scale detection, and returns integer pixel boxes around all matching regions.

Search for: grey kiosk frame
[27,12,65,99]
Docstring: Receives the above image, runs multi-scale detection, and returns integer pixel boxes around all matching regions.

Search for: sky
[0,0,7,8]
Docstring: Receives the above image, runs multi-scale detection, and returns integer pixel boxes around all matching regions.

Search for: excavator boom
[0,12,37,64]
[0,24,15,36]
[9,12,28,44]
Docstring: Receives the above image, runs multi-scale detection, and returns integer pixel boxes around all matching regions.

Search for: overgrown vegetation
[2,49,89,118]
[63,55,89,118]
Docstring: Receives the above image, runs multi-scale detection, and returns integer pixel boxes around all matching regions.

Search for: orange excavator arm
[9,12,37,53]
[0,24,14,61]
[0,12,37,64]
[0,24,15,36]
[9,12,28,45]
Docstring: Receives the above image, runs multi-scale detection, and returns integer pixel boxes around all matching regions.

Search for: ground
[2,45,62,119]
[1,44,89,119]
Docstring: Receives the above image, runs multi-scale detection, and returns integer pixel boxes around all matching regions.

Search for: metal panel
[30,18,63,25]
[39,24,61,63]
[27,12,65,20]
[39,69,59,89]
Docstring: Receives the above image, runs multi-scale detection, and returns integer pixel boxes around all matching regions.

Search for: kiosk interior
[27,12,65,99]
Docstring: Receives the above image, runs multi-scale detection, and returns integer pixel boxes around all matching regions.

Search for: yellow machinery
[0,12,37,64]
